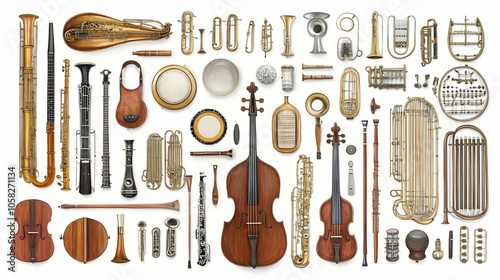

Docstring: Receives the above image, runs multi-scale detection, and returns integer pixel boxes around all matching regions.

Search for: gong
[152,65,197,110]
[190,109,227,144]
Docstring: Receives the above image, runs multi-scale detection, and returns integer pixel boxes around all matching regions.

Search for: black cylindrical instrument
[75,62,95,195]
[121,140,137,197]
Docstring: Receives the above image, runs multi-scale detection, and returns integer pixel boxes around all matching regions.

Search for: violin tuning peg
[241,106,248,112]
[258,98,264,103]
[340,139,346,143]
[241,98,249,103]
[340,134,345,138]
[326,139,332,144]
[258,108,264,113]
[327,133,333,138]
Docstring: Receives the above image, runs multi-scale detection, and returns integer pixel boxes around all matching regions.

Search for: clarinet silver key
[165,217,180,257]
[348,160,354,195]
[152,227,160,258]
[196,172,210,266]
[138,221,147,261]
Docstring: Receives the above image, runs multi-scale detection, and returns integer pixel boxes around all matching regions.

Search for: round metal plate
[346,145,357,155]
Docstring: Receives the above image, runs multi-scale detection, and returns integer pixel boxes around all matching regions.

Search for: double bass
[221,82,287,268]
[14,199,54,263]
[317,123,357,263]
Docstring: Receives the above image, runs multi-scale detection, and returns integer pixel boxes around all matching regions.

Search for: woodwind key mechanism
[138,221,147,261]
[165,217,180,257]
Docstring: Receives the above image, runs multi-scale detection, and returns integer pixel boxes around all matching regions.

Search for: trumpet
[227,14,241,52]
[367,11,383,59]
[390,97,439,225]
[245,21,255,53]
[58,59,71,190]
[387,15,416,59]
[211,17,223,50]
[261,18,273,57]
[339,67,361,120]
[63,13,172,51]
[179,11,196,55]
[291,155,313,267]
[19,15,56,188]
[281,15,295,57]
[421,19,438,66]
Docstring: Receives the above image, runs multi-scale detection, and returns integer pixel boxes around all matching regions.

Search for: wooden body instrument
[317,123,357,263]
[59,201,179,210]
[62,217,108,263]
[116,60,147,128]
[14,199,54,263]
[221,82,287,268]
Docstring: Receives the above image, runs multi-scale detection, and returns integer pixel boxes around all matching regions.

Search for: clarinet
[75,62,95,195]
[121,140,137,197]
[101,70,111,188]
[196,172,210,266]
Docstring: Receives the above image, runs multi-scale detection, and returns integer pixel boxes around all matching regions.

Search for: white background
[1,0,499,279]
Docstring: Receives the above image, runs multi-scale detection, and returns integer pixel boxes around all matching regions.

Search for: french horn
[63,13,172,51]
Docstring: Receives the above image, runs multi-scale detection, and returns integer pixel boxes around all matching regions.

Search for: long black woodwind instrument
[75,62,95,194]
[121,140,138,197]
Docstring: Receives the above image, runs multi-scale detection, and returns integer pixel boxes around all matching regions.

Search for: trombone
[387,15,416,59]
[261,18,273,57]
[226,14,241,52]
[211,17,223,50]
[245,21,255,53]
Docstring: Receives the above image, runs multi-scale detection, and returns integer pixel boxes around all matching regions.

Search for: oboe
[75,62,95,195]
[362,120,368,267]
[372,119,380,263]
[58,59,71,190]
[121,140,138,197]
[196,172,210,266]
[101,69,111,188]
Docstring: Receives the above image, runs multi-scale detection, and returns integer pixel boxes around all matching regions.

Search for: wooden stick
[132,50,172,56]
[59,201,179,211]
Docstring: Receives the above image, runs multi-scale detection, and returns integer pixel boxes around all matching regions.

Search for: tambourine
[152,65,197,110]
[190,109,227,145]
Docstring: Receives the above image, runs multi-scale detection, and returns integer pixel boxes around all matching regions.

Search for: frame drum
[152,65,197,110]
[190,109,227,144]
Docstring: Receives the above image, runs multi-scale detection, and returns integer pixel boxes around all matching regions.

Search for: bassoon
[373,119,380,263]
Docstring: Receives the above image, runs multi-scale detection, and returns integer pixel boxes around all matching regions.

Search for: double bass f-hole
[235,211,272,230]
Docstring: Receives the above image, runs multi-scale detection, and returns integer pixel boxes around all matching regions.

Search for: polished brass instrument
[58,59,71,190]
[387,15,415,59]
[63,13,172,51]
[460,226,469,263]
[179,11,196,55]
[367,11,383,59]
[19,14,56,188]
[261,18,273,57]
[420,19,438,66]
[291,155,313,267]
[336,13,363,61]
[165,217,180,257]
[226,14,241,52]
[164,130,185,190]
[448,16,484,61]
[390,97,439,225]
[211,17,223,50]
[443,125,488,224]
[281,15,295,57]
[474,228,486,264]
[138,221,147,261]
[305,93,330,160]
[339,67,360,120]
[142,133,163,190]
[111,214,130,263]
[365,65,407,91]
[245,21,255,53]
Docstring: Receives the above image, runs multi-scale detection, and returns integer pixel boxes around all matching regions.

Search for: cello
[221,82,287,268]
[14,199,54,263]
[317,123,357,263]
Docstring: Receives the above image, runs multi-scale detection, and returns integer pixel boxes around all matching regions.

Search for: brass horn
[367,11,383,59]
[336,13,363,61]
[447,16,484,61]
[111,214,130,263]
[226,14,241,52]
[281,15,295,57]
[261,18,273,57]
[211,17,223,50]
[442,125,488,224]
[387,15,416,59]
[420,19,438,66]
[164,130,186,190]
[339,67,360,120]
[305,93,329,159]
[245,21,255,53]
[179,11,196,55]
[390,97,439,225]
[63,13,172,51]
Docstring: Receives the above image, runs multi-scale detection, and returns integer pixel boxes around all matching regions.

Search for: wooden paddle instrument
[317,123,357,263]
[61,217,109,263]
[14,199,54,263]
[221,82,287,268]
[115,60,147,128]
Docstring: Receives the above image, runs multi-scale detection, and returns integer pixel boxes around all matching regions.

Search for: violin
[221,82,286,268]
[317,123,357,263]
[14,199,54,263]
[115,60,147,128]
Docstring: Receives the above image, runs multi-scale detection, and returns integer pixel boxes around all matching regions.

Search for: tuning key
[241,106,248,112]
[242,98,250,103]
[257,98,264,103]
[257,108,264,113]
